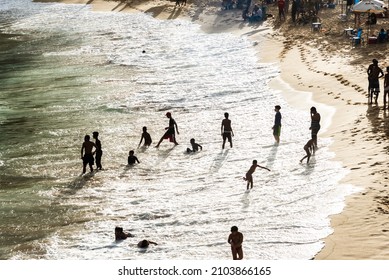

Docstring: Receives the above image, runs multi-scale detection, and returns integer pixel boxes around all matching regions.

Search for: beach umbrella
[351,0,384,28]
[351,0,384,13]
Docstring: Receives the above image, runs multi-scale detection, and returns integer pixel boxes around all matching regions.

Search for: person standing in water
[93,131,103,170]
[227,226,244,260]
[272,105,282,144]
[367,59,384,104]
[81,135,96,174]
[221,112,234,149]
[155,112,179,148]
[243,160,270,190]
[309,107,321,150]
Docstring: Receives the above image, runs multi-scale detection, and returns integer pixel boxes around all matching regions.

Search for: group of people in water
[80,107,321,184]
[80,107,321,256]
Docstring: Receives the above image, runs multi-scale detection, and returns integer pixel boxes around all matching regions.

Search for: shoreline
[33,0,389,259]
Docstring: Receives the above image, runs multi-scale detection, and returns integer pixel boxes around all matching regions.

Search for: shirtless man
[309,107,321,149]
[93,131,103,170]
[227,226,244,260]
[367,59,384,104]
[155,112,179,148]
[81,135,96,174]
[221,112,234,149]
[243,160,270,190]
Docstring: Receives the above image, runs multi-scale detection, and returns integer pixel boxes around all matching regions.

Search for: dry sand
[34,0,389,259]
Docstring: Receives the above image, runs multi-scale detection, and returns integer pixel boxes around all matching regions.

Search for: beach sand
[34,0,389,259]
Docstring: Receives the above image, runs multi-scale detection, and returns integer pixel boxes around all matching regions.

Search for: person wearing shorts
[221,112,234,149]
[81,135,96,174]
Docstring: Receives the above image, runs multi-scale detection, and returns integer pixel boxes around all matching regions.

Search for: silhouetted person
[228,226,243,260]
[155,112,179,147]
[115,227,134,241]
[137,239,158,248]
[300,138,315,164]
[221,112,234,149]
[81,135,96,174]
[309,107,321,149]
[186,138,203,153]
[138,126,152,147]
[128,150,140,165]
[93,131,103,170]
[367,59,384,104]
[272,105,282,143]
[243,160,270,190]
[384,66,389,108]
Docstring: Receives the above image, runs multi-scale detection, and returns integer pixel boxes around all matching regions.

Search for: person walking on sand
[81,134,96,174]
[138,126,152,147]
[221,112,234,149]
[367,59,384,104]
[243,160,270,190]
[272,105,282,143]
[92,131,103,170]
[309,107,320,149]
[155,112,179,148]
[384,66,389,109]
[227,226,244,260]
[127,150,140,165]
[300,138,315,164]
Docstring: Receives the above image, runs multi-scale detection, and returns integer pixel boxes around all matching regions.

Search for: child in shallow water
[186,138,203,153]
[243,160,270,190]
[127,150,140,165]
[137,239,158,248]
[115,227,134,241]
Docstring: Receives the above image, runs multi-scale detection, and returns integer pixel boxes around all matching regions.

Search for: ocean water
[0,0,354,260]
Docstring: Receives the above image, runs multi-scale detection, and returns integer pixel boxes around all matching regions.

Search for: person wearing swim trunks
[243,160,270,190]
[309,107,321,149]
[81,134,96,174]
[93,131,103,170]
[367,59,384,104]
[272,105,282,143]
[228,226,244,260]
[155,112,179,147]
[221,112,234,149]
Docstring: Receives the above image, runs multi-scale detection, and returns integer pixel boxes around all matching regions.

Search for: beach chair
[351,28,364,46]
